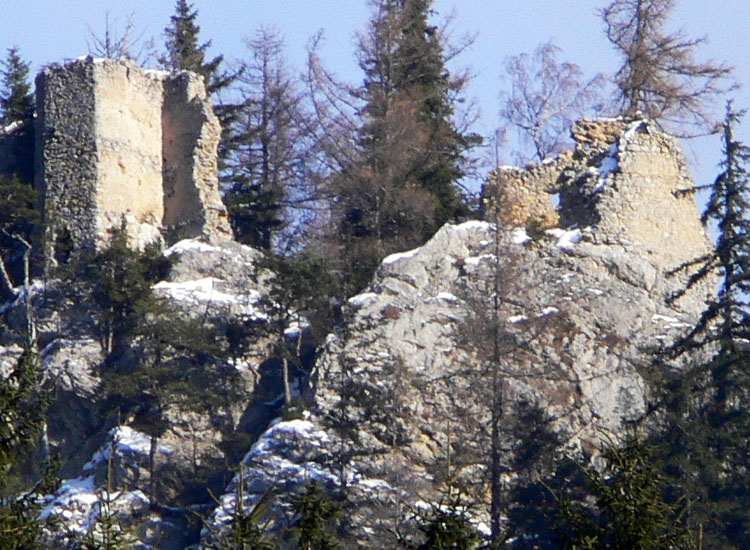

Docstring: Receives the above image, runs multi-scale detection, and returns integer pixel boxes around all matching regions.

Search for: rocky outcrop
[35,57,230,271]
[0,238,275,549]
[201,215,710,547]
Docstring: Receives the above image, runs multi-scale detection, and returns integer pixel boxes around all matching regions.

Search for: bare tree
[225,27,316,251]
[601,0,735,134]
[87,11,155,63]
[499,41,606,163]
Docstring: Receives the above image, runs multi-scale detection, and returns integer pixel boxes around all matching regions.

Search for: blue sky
[2,0,749,193]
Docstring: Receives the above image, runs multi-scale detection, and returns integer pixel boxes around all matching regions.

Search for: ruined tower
[484,118,714,273]
[34,57,231,268]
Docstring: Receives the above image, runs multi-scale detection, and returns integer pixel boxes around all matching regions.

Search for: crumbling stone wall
[559,119,712,272]
[485,117,713,274]
[482,159,564,228]
[162,73,230,244]
[35,57,230,270]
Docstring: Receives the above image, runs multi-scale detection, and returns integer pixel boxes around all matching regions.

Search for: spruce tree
[0,349,50,550]
[225,28,309,250]
[0,47,34,183]
[0,47,33,127]
[553,440,693,550]
[332,0,479,294]
[290,481,341,550]
[161,0,241,171]
[656,102,750,548]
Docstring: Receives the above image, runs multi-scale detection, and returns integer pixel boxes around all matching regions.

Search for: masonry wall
[35,57,230,269]
[162,73,230,244]
[485,118,714,275]
[94,61,164,247]
[36,60,100,263]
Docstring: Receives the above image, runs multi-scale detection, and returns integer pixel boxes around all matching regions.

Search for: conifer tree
[0,47,34,183]
[0,47,33,127]
[329,0,479,293]
[553,440,693,550]
[656,102,750,547]
[161,0,241,170]
[0,349,50,550]
[402,495,479,550]
[290,481,341,550]
[225,28,310,250]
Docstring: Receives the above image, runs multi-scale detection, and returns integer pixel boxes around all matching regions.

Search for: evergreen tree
[655,102,750,548]
[0,47,33,127]
[402,495,479,550]
[331,0,479,294]
[86,228,171,354]
[225,28,310,250]
[553,440,693,550]
[161,0,241,171]
[0,349,51,550]
[290,481,341,550]
[0,47,34,183]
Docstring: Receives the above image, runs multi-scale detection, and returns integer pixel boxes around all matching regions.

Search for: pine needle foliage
[203,472,277,550]
[654,102,750,548]
[0,349,51,550]
[290,481,341,550]
[552,440,693,550]
[0,47,33,126]
[85,228,172,354]
[401,494,480,550]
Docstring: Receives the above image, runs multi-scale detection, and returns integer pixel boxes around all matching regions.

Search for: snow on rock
[507,314,528,324]
[546,228,582,250]
[0,120,22,135]
[382,247,421,265]
[348,292,378,307]
[593,143,619,192]
[511,227,531,244]
[464,253,496,266]
[154,277,237,304]
[41,426,167,539]
[164,238,224,257]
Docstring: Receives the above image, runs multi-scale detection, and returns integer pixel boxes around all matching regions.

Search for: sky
[2,0,750,195]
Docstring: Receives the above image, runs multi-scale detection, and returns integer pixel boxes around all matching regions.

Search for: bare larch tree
[601,0,734,134]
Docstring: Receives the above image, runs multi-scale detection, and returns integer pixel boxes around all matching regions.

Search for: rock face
[35,57,231,271]
[200,121,714,548]
[0,238,274,549]
[0,114,715,548]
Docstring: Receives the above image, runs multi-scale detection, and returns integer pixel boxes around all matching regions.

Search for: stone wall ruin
[34,57,231,269]
[483,118,714,273]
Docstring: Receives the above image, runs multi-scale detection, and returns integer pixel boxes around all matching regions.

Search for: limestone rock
[202,217,709,547]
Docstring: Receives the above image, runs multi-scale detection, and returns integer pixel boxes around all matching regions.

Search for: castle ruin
[484,117,713,273]
[34,57,231,268]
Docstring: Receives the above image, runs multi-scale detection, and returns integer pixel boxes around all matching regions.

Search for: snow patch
[538,307,559,317]
[153,278,263,319]
[507,315,528,324]
[546,228,582,250]
[436,292,459,303]
[348,292,378,306]
[382,247,421,265]
[593,143,619,192]
[455,220,494,232]
[464,253,496,266]
[164,238,223,257]
[511,227,531,244]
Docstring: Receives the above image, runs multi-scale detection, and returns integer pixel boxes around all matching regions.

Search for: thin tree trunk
[282,357,292,406]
